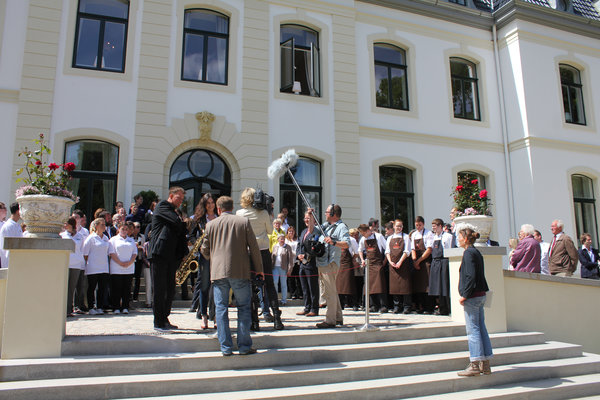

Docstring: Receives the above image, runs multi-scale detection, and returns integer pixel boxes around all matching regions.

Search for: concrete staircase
[1,323,599,399]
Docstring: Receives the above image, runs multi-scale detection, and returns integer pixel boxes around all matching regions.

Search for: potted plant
[451,175,494,246]
[15,133,77,238]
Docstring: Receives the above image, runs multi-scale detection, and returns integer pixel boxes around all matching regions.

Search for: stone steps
[1,325,599,400]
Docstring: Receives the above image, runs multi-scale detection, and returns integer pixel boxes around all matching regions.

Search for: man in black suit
[578,233,599,280]
[149,187,188,331]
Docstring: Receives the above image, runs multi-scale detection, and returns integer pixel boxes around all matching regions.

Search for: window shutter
[311,43,320,97]
[280,38,294,91]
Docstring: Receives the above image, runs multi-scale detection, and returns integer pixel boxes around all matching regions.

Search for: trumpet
[175,231,204,285]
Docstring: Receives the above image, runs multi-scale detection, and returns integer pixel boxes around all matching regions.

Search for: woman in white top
[61,217,85,317]
[271,234,294,305]
[109,221,138,314]
[82,218,111,315]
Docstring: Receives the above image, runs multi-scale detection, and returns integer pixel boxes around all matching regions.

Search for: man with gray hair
[548,219,578,277]
[510,224,541,273]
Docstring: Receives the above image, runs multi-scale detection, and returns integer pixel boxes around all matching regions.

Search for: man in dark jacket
[149,187,188,331]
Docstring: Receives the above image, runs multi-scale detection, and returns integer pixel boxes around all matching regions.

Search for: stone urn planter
[16,195,75,238]
[453,215,495,247]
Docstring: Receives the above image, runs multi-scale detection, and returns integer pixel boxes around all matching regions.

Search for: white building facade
[1,0,599,246]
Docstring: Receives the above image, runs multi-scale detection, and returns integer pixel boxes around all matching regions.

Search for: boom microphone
[267,148,326,238]
[267,149,299,180]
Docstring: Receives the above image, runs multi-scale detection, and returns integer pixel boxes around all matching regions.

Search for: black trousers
[133,259,144,300]
[257,249,281,316]
[111,274,133,311]
[87,273,109,310]
[299,264,319,313]
[151,256,178,328]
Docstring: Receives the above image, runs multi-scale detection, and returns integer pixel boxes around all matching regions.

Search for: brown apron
[412,236,431,293]
[366,237,386,294]
[388,236,411,295]
[336,248,356,295]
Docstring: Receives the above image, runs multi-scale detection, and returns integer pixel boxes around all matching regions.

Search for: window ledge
[372,105,418,119]
[63,65,133,82]
[174,79,236,93]
[450,115,490,128]
[274,91,329,105]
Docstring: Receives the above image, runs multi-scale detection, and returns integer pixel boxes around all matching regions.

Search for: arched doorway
[169,149,231,217]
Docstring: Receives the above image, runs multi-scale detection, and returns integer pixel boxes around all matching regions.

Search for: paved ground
[66,300,454,337]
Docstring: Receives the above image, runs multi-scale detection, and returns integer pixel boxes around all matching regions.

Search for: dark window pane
[182,33,204,80]
[390,67,407,109]
[101,21,125,71]
[379,166,412,193]
[75,18,101,68]
[65,141,119,173]
[374,44,404,65]
[282,158,321,186]
[206,36,227,83]
[380,165,414,232]
[189,150,212,177]
[281,25,318,48]
[281,38,293,90]
[375,64,389,107]
[170,153,193,181]
[79,0,129,19]
[208,158,225,183]
[92,179,116,213]
[452,78,463,117]
[185,9,228,34]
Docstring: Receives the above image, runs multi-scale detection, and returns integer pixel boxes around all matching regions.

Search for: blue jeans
[463,295,493,361]
[213,278,253,354]
[272,266,287,304]
[191,257,211,317]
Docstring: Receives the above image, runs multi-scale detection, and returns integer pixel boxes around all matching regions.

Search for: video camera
[252,188,274,211]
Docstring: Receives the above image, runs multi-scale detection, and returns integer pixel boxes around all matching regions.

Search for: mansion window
[572,174,598,246]
[450,57,480,121]
[280,24,321,97]
[64,140,119,220]
[73,0,129,72]
[449,0,467,5]
[458,170,486,189]
[182,9,229,84]
[379,165,414,233]
[374,43,408,110]
[560,64,586,125]
[280,157,322,232]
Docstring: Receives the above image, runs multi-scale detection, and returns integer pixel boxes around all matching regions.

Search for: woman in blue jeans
[457,226,493,376]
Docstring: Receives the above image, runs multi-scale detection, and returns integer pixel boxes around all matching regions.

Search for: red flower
[471,179,478,185]
[479,189,488,199]
[48,163,59,170]
[63,162,76,172]
[456,185,464,191]
[35,160,42,166]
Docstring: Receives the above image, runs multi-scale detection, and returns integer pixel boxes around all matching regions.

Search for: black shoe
[393,307,401,314]
[240,348,257,355]
[250,322,260,331]
[165,320,178,330]
[274,316,284,330]
[403,308,412,314]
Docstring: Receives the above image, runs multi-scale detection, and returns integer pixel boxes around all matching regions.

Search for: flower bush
[15,133,78,201]
[451,176,492,216]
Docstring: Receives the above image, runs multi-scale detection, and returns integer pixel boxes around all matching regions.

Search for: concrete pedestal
[445,246,507,333]
[2,237,73,359]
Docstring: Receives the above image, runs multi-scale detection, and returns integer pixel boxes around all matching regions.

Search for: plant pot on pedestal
[453,215,495,247]
[17,195,75,238]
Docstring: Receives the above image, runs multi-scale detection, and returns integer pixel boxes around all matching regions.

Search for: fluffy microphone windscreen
[267,149,299,180]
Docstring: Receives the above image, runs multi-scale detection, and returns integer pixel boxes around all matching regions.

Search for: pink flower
[456,185,464,191]
[63,162,76,172]
[48,163,59,171]
[471,179,478,185]
[479,189,488,199]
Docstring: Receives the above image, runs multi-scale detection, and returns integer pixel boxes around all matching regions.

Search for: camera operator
[296,211,322,316]
[236,188,284,330]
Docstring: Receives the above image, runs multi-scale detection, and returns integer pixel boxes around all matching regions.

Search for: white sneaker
[114,309,121,314]
[122,309,129,314]
[96,308,104,315]
[89,309,98,315]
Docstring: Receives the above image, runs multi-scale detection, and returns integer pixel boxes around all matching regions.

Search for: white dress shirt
[411,229,434,249]
[385,232,411,255]
[358,232,387,254]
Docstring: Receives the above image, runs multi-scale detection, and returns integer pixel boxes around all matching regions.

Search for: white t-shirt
[0,218,23,269]
[109,235,137,275]
[358,232,387,254]
[77,226,90,239]
[349,236,359,256]
[385,232,411,255]
[60,231,85,269]
[82,233,110,275]
[411,229,434,249]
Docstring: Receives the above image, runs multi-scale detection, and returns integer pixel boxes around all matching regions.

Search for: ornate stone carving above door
[195,111,215,141]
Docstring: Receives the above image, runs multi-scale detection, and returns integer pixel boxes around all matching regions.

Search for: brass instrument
[175,231,205,285]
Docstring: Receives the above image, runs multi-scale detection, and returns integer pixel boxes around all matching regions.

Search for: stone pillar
[0,268,7,352]
[445,246,507,333]
[2,238,73,359]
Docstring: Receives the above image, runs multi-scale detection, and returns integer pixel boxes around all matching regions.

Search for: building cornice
[358,0,600,39]
[360,126,504,152]
[508,136,600,153]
